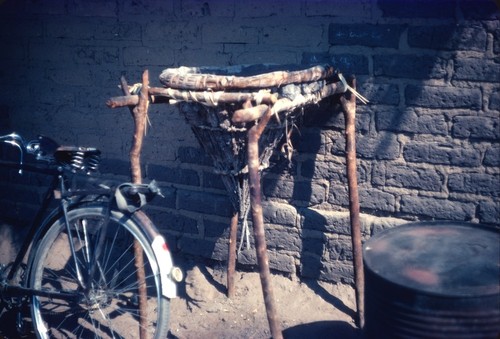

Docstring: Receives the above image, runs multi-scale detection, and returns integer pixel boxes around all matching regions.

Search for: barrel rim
[363,220,500,298]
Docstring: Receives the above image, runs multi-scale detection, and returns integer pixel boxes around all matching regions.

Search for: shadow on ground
[284,320,362,339]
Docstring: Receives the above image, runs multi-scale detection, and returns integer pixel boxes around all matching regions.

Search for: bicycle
[0,132,182,339]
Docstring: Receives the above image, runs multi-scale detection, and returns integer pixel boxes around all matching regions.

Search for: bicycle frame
[0,157,114,303]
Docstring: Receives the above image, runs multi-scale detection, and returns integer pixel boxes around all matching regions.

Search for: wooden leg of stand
[247,108,283,339]
[341,77,365,329]
[227,212,238,298]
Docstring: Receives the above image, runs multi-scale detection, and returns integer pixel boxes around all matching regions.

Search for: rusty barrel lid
[363,221,499,297]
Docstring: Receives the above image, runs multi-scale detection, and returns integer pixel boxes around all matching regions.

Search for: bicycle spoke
[30,205,170,338]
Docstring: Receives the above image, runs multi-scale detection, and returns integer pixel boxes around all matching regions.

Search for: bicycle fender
[151,235,178,299]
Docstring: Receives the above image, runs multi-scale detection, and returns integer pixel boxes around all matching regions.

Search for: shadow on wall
[258,0,499,310]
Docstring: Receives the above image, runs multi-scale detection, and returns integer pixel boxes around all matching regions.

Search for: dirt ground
[0,222,362,338]
[167,258,362,339]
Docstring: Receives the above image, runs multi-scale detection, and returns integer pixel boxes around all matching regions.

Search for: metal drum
[363,221,500,339]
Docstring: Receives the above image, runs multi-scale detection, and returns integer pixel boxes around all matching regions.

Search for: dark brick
[148,185,176,209]
[149,210,199,234]
[494,28,500,54]
[46,18,141,41]
[484,145,500,167]
[318,261,354,285]
[324,130,345,156]
[147,164,200,186]
[478,200,500,224]
[239,249,295,273]
[459,0,500,20]
[489,91,500,110]
[378,0,456,19]
[301,158,369,185]
[376,108,448,135]
[124,46,176,66]
[374,55,448,79]
[67,1,117,17]
[263,178,327,205]
[74,46,120,65]
[305,0,373,18]
[328,184,349,207]
[372,163,444,192]
[204,219,229,238]
[177,189,233,217]
[358,83,399,106]
[452,116,500,140]
[301,159,347,183]
[405,85,482,109]
[359,188,396,212]
[301,53,369,75]
[301,209,353,236]
[327,237,353,261]
[177,146,213,166]
[454,58,500,82]
[400,196,475,220]
[237,248,256,266]
[180,1,235,20]
[177,236,220,258]
[91,159,132,179]
[268,251,295,274]
[263,201,297,227]
[295,128,325,154]
[356,132,401,160]
[202,171,225,190]
[448,173,499,197]
[266,154,297,176]
[236,1,301,18]
[266,227,301,252]
[403,142,482,167]
[262,24,322,47]
[328,54,369,75]
[302,236,326,256]
[299,253,323,279]
[123,0,175,16]
[408,25,487,51]
[46,67,94,87]
[303,106,370,132]
[328,24,402,48]
[144,21,199,44]
[301,256,356,284]
[202,23,259,44]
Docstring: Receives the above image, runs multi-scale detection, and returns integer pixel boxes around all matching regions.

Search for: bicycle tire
[28,203,171,339]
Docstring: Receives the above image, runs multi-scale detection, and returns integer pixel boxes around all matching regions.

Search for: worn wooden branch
[122,70,150,339]
[107,87,278,108]
[227,212,238,298]
[106,81,345,110]
[340,77,365,330]
[159,64,337,90]
[244,106,283,339]
[129,70,149,184]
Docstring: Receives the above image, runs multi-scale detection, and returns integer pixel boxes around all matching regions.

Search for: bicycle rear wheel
[29,204,170,339]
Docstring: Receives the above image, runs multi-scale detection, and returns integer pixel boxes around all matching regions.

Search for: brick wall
[0,0,498,284]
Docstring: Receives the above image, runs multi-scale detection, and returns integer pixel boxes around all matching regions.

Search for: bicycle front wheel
[29,204,170,339]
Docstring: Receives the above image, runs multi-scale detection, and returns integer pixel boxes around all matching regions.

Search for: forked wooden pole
[340,77,365,329]
[246,107,283,339]
[121,70,150,339]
